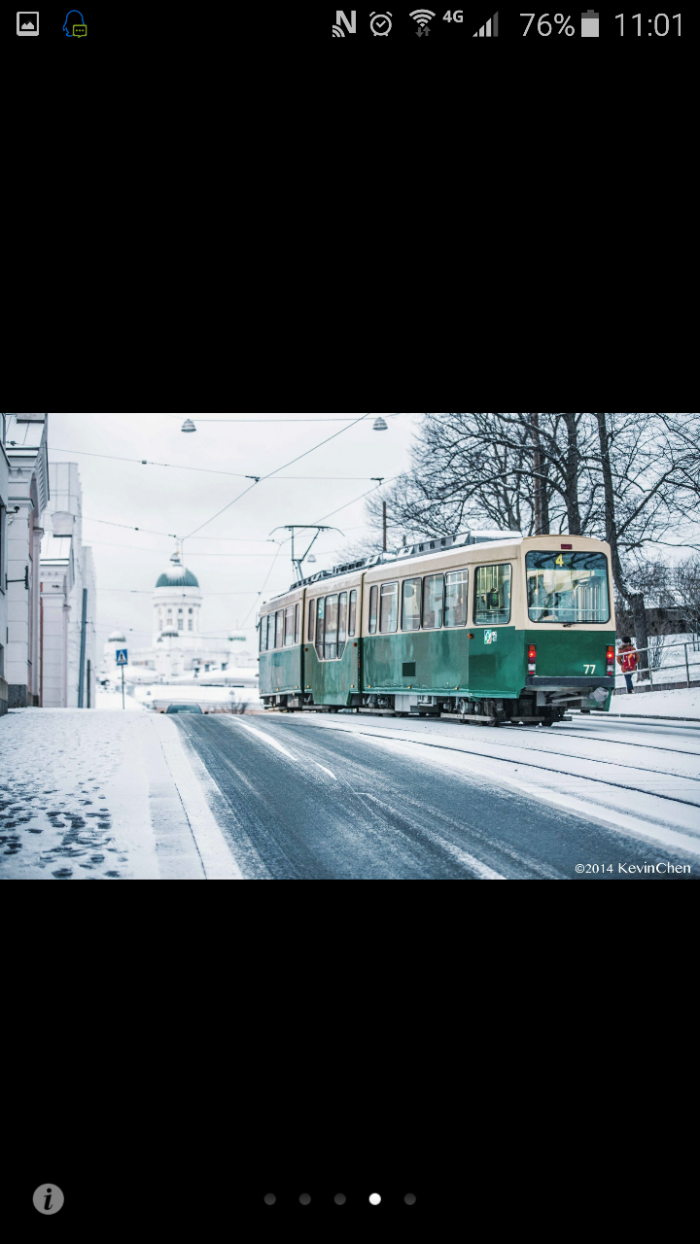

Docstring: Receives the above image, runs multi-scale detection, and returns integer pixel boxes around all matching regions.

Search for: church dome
[156,551,199,589]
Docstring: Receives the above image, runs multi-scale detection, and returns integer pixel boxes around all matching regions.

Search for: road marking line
[315,763,337,780]
[230,718,296,759]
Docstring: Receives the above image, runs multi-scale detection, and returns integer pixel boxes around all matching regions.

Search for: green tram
[258,533,617,726]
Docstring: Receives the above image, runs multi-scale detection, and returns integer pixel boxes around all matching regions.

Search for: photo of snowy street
[1,413,699,880]
[2,701,698,879]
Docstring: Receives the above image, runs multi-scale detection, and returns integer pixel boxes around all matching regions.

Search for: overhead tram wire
[50,445,379,483]
[183,414,371,541]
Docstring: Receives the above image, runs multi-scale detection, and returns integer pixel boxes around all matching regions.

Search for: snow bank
[95,689,146,712]
[605,686,700,719]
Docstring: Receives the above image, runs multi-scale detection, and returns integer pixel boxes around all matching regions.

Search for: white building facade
[3,413,50,708]
[40,463,97,708]
[100,552,255,687]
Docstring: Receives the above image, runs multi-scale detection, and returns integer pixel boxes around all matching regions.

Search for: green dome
[156,567,199,589]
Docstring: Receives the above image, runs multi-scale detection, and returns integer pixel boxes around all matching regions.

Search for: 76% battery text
[521,13,576,35]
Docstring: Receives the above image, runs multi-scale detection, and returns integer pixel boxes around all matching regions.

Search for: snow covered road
[172,711,700,879]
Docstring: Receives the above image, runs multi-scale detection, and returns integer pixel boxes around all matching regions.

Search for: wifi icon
[332,24,345,35]
[410,9,436,32]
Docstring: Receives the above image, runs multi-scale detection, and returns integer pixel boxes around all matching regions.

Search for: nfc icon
[333,10,355,33]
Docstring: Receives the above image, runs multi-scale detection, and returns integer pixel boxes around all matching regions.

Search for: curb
[576,712,700,724]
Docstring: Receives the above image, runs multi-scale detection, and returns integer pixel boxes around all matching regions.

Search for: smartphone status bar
[328,6,691,41]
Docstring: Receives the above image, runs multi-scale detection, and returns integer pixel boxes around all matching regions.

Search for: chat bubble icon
[72,23,87,37]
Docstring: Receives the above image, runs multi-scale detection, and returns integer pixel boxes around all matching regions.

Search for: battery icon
[581,9,599,36]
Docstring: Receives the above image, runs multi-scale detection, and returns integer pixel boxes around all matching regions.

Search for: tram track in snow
[506,724,700,758]
[268,716,700,813]
[349,733,700,810]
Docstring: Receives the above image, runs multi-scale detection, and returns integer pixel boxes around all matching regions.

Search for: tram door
[304,584,361,706]
[469,564,517,697]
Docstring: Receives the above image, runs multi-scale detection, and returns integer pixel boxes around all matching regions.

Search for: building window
[178,617,184,630]
[188,608,193,614]
[188,619,193,631]
[474,564,512,626]
[379,582,399,634]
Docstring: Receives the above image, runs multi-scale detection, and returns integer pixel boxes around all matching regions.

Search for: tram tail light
[528,644,537,674]
[606,645,615,675]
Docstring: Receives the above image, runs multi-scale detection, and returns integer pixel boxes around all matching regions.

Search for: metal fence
[615,640,700,692]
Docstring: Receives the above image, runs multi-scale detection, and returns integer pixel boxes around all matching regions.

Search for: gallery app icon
[16,11,39,35]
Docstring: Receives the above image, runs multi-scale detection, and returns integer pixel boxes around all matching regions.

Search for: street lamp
[373,417,388,431]
[181,418,197,433]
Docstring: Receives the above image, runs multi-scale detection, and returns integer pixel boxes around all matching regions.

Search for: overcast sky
[46,413,421,652]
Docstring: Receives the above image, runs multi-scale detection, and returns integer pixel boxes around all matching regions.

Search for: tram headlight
[528,644,537,674]
[606,645,615,676]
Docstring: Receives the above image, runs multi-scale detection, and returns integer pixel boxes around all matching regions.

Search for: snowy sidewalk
[604,686,700,720]
[0,710,242,880]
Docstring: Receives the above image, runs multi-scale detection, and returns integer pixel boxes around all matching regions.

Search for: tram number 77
[584,665,596,674]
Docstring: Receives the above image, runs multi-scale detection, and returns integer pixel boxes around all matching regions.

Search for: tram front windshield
[526,552,610,624]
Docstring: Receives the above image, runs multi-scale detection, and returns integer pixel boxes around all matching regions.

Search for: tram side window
[445,570,468,628]
[423,574,444,630]
[259,618,266,652]
[294,603,301,645]
[266,614,273,651]
[325,595,339,660]
[284,604,294,647]
[474,565,511,625]
[348,589,357,637]
[380,582,399,634]
[316,597,325,658]
[338,592,348,656]
[308,599,315,642]
[369,585,378,635]
[402,578,422,631]
[275,609,284,648]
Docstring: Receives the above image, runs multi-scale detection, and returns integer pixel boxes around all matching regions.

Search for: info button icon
[17,11,40,35]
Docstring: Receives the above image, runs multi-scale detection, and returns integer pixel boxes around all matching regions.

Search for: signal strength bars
[473,11,498,35]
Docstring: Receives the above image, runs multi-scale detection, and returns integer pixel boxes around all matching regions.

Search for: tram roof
[269,531,524,601]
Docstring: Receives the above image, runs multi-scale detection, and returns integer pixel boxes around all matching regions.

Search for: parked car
[166,704,203,714]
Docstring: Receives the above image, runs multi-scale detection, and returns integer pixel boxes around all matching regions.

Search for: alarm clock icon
[370,12,393,35]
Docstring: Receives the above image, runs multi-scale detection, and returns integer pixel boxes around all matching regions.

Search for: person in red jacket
[617,636,639,694]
